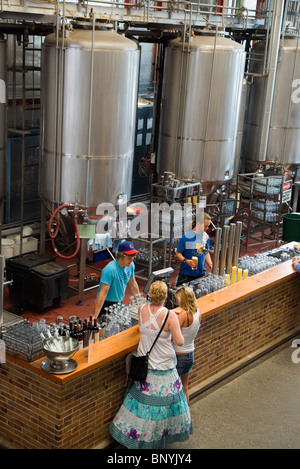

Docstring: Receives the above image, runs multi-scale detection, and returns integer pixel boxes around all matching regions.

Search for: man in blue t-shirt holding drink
[93,241,140,318]
[176,213,213,285]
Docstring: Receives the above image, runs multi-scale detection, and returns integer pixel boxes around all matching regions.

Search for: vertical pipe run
[257,0,285,162]
[226,223,236,274]
[213,227,222,275]
[232,221,243,267]
[219,225,229,277]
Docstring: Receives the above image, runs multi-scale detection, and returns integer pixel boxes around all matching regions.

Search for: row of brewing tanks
[0,223,297,367]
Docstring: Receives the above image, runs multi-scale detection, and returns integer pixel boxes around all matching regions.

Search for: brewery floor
[2,233,299,451]
[2,234,285,326]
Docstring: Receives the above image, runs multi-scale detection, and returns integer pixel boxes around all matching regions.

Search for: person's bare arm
[205,251,213,269]
[167,310,184,346]
[93,283,110,317]
[176,250,193,269]
[292,256,300,269]
[175,309,187,328]
[128,276,140,296]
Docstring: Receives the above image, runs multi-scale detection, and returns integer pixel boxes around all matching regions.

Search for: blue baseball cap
[118,241,139,255]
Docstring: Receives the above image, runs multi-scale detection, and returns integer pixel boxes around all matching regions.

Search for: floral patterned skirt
[109,368,193,449]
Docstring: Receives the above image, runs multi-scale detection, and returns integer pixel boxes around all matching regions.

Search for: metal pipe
[86,13,96,208]
[226,223,236,274]
[257,0,285,162]
[77,238,87,306]
[219,225,229,277]
[201,28,219,179]
[212,227,222,275]
[232,221,243,267]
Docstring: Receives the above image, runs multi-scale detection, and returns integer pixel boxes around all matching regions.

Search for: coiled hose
[48,204,81,259]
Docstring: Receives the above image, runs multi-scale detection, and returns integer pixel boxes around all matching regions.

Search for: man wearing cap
[93,241,140,318]
[176,212,213,285]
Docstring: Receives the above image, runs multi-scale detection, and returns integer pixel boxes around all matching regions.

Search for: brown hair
[175,286,198,316]
[192,212,211,229]
[116,251,136,260]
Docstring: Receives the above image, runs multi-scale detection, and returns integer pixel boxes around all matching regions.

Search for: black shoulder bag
[129,310,170,382]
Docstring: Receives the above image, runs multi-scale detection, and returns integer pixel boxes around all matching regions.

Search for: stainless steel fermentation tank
[40,21,140,215]
[157,31,246,195]
[243,37,300,173]
[0,37,6,208]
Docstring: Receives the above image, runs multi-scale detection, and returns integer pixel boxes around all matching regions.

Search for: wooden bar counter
[1,260,300,449]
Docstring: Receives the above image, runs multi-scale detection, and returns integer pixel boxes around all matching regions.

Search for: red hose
[48,204,81,259]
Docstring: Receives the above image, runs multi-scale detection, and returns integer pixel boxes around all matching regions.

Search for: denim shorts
[176,352,194,376]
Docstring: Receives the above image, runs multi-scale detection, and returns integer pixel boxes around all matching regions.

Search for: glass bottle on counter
[77,323,83,350]
[85,316,92,343]
[73,323,78,340]
[69,321,75,337]
[88,315,94,331]
[82,321,89,348]
[93,319,100,343]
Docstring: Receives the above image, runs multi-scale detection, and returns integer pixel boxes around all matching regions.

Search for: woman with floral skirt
[109,281,193,449]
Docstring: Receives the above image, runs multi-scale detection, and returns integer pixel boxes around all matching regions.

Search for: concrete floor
[168,336,300,450]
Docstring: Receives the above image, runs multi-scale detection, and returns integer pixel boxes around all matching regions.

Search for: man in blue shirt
[93,241,140,317]
[176,213,213,285]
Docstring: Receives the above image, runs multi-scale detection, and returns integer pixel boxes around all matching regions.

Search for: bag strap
[147,310,169,356]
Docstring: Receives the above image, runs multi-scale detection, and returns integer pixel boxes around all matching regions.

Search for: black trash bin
[6,253,69,312]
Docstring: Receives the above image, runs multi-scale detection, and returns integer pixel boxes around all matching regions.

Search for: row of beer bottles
[58,315,104,350]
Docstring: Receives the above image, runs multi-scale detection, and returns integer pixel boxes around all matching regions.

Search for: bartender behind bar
[176,212,213,285]
[93,241,140,318]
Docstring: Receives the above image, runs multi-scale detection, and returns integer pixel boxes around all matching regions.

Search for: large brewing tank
[40,21,140,215]
[0,37,6,207]
[157,31,246,195]
[243,37,300,172]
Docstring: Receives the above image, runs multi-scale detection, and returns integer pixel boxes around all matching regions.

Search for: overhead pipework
[0,0,268,31]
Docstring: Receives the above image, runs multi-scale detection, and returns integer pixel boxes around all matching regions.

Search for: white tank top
[173,309,200,354]
[137,303,177,370]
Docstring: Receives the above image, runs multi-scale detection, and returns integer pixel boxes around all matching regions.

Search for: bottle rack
[151,180,202,267]
[236,173,284,253]
[129,235,168,281]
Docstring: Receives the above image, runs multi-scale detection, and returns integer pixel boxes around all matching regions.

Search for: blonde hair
[175,286,197,316]
[149,281,168,304]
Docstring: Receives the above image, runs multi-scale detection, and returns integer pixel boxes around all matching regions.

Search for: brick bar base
[0,274,300,448]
